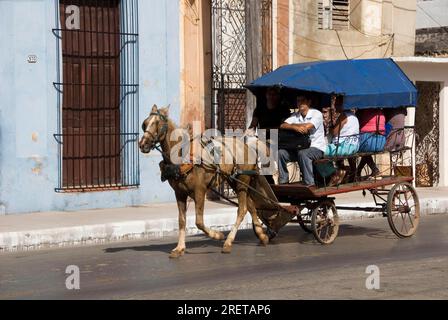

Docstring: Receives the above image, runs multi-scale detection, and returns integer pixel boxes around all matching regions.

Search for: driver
[246,86,291,136]
[246,87,290,184]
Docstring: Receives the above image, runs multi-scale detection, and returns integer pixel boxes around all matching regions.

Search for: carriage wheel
[311,200,339,245]
[298,210,313,233]
[387,182,420,238]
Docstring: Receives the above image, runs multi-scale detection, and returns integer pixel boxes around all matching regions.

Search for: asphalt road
[0,214,447,300]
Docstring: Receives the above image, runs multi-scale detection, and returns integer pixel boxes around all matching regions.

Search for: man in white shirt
[278,95,326,187]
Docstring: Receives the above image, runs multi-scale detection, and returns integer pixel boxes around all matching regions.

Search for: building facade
[0,0,181,214]
[394,0,448,188]
[1,0,433,215]
[415,0,448,57]
[0,0,292,215]
[290,0,417,62]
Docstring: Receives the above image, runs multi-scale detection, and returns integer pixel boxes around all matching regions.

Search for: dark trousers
[278,147,324,185]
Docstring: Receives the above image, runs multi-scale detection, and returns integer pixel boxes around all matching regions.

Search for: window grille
[53,0,139,192]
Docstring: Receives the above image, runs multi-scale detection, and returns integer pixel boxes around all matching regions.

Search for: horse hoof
[260,236,269,246]
[222,245,232,254]
[169,249,185,259]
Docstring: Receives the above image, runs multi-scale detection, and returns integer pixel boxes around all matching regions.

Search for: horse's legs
[194,189,225,241]
[222,188,249,254]
[170,192,188,259]
[247,197,269,246]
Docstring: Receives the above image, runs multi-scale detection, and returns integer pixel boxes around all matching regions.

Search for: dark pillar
[245,0,263,128]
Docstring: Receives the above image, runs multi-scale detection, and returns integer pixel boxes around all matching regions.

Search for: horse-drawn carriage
[140,58,419,258]
[246,58,420,245]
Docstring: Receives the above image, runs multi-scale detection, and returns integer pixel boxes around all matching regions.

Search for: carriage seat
[314,145,412,164]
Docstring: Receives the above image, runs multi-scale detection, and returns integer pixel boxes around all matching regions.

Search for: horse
[139,105,270,258]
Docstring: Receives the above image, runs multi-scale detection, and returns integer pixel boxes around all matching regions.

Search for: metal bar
[102,0,108,186]
[55,0,62,190]
[53,28,138,36]
[336,206,385,213]
[124,0,129,186]
[53,82,138,87]
[135,0,140,186]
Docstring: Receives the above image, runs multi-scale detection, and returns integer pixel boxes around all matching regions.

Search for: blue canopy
[246,58,417,109]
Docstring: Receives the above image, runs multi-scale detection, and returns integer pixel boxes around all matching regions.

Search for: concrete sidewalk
[1,187,447,252]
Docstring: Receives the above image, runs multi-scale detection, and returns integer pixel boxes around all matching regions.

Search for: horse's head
[139,104,170,154]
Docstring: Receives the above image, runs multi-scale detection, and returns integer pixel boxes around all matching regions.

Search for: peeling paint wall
[0,0,181,214]
[291,0,417,62]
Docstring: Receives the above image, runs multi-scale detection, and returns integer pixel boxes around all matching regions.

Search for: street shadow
[340,223,397,240]
[270,223,395,245]
[104,228,278,255]
[103,222,396,255]
[103,234,228,255]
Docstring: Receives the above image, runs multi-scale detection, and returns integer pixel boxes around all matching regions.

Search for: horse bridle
[144,110,169,151]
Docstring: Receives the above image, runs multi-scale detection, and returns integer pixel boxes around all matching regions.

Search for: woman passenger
[384,107,407,152]
[356,108,386,178]
[325,98,360,157]
[320,97,360,186]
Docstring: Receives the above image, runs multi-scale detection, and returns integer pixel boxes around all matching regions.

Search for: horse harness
[145,111,285,212]
[146,110,222,182]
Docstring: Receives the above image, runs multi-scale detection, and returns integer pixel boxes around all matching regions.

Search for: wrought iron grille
[211,0,273,132]
[415,81,440,187]
[211,0,273,198]
[262,0,273,74]
[211,0,247,132]
[53,0,139,192]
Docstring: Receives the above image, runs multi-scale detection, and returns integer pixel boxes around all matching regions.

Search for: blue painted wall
[0,0,180,214]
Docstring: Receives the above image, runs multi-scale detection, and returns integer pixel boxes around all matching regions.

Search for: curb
[0,197,446,252]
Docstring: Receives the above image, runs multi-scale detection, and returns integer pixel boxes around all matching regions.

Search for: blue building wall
[0,0,180,214]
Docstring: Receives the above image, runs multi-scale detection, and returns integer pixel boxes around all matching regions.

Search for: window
[53,0,139,192]
[318,0,350,30]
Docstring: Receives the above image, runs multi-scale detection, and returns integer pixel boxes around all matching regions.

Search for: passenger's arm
[248,116,259,130]
[330,114,348,137]
[280,122,314,134]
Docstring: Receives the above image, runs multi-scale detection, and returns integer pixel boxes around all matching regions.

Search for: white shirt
[332,112,360,145]
[285,109,327,152]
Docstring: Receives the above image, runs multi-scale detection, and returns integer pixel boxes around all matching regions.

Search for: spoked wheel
[297,210,313,233]
[311,200,340,245]
[387,182,420,238]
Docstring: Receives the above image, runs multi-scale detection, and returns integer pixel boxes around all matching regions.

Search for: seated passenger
[356,108,386,178]
[246,86,291,135]
[384,107,407,152]
[320,98,360,186]
[325,98,360,157]
[246,87,291,184]
[278,94,326,187]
